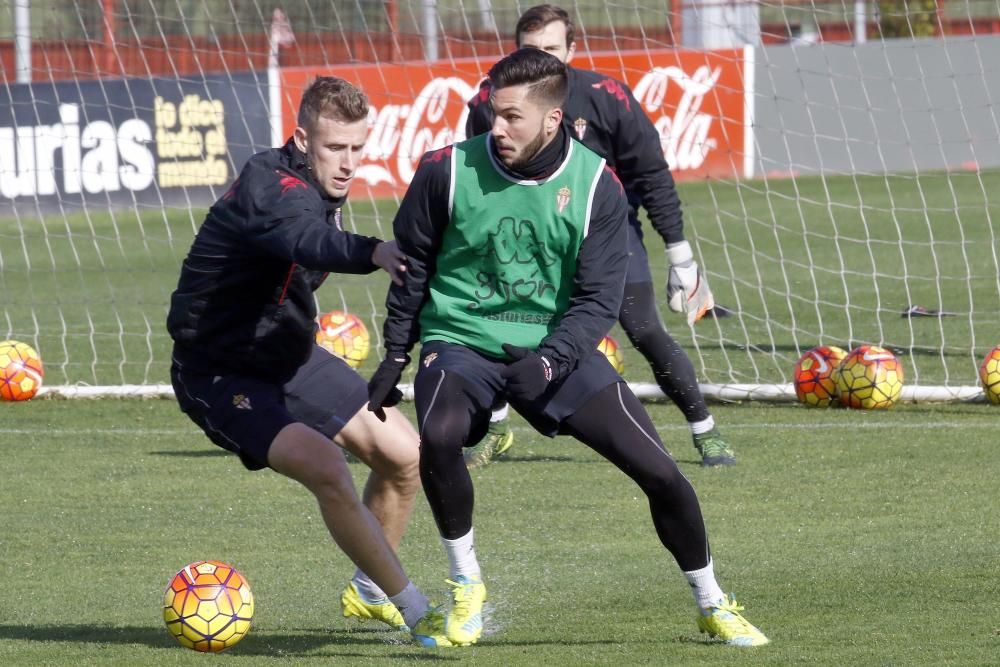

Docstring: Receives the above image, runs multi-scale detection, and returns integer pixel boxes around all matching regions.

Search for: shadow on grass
[490,454,578,463]
[149,449,228,458]
[0,623,463,659]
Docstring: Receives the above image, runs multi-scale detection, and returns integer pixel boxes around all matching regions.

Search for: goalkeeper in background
[464,4,733,468]
[368,47,768,648]
[167,77,449,646]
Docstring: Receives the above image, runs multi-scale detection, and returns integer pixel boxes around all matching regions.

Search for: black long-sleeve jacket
[467,66,686,245]
[167,139,382,383]
[383,129,629,377]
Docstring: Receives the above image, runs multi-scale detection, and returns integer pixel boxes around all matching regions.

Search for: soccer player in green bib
[368,48,768,648]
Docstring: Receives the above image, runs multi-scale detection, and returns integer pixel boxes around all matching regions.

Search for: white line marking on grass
[3,421,990,438]
[653,421,994,431]
[0,428,191,435]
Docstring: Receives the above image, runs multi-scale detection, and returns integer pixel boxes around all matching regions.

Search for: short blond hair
[297,77,369,132]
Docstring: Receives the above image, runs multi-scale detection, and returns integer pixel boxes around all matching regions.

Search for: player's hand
[666,240,715,325]
[367,352,409,421]
[372,240,408,286]
[500,343,559,401]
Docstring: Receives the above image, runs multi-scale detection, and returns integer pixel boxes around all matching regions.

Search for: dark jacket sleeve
[538,167,629,375]
[465,79,494,139]
[382,148,453,353]
[602,79,686,247]
[241,162,381,273]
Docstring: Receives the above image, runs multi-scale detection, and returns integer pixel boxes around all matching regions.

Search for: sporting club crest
[556,186,571,213]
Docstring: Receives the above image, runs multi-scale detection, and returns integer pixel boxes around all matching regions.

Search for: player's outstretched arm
[599,80,715,325]
[372,240,408,286]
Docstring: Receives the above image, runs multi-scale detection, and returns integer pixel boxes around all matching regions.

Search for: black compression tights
[619,281,709,423]
[562,382,711,571]
[415,370,488,540]
[417,371,711,572]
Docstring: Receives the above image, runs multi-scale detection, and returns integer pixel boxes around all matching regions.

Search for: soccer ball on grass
[834,345,904,410]
[315,310,370,369]
[793,345,847,407]
[978,344,1000,404]
[0,340,44,401]
[163,560,254,652]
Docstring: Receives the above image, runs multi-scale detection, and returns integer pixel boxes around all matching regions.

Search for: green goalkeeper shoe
[444,575,487,646]
[464,419,514,468]
[693,427,736,467]
[697,595,769,646]
[340,582,408,631]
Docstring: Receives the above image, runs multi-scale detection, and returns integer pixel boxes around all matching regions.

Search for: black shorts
[171,345,368,471]
[417,340,622,437]
[625,220,652,285]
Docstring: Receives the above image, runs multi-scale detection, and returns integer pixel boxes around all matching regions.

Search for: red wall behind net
[1,19,997,82]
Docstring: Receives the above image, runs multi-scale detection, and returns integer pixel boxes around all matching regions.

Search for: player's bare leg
[267,422,410,595]
[269,422,449,645]
[336,405,420,550]
[335,406,422,630]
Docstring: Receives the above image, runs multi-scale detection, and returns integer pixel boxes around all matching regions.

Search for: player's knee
[378,443,420,491]
[623,318,667,351]
[367,417,420,481]
[308,463,363,508]
[418,416,469,456]
[639,456,689,499]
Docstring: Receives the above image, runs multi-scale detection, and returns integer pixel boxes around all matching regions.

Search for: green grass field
[1,398,998,665]
[2,169,998,391]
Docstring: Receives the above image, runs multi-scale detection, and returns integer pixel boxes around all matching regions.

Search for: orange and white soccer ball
[978,344,1000,404]
[793,345,847,407]
[315,310,370,369]
[0,340,44,401]
[598,334,625,374]
[163,560,254,653]
[835,345,904,410]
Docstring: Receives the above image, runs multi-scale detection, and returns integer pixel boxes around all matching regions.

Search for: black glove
[367,352,410,422]
[500,343,559,401]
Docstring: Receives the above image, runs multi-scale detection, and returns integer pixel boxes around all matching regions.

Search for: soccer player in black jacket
[367,47,767,648]
[464,4,734,468]
[167,77,449,646]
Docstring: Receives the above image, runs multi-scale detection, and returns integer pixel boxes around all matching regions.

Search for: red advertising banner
[280,48,752,199]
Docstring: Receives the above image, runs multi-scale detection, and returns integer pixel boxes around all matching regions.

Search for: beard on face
[508,121,548,171]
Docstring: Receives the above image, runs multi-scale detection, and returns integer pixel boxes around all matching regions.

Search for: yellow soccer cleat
[340,582,408,631]
[697,595,769,647]
[492,421,515,457]
[444,575,487,645]
[464,419,515,468]
[410,606,454,648]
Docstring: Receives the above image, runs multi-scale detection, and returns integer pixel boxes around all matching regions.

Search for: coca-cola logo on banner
[280,49,748,197]
[632,64,721,172]
[359,77,477,187]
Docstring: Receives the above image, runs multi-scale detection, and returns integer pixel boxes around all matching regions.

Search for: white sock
[689,415,716,435]
[389,581,431,629]
[351,570,386,602]
[490,404,509,423]
[683,559,726,611]
[442,528,481,579]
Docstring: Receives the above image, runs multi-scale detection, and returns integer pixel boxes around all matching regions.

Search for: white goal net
[1,0,997,402]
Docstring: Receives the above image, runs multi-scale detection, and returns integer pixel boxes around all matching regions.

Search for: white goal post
[3,1,998,404]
